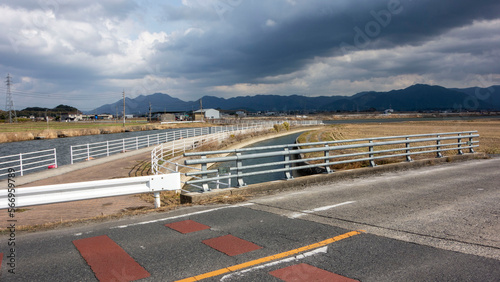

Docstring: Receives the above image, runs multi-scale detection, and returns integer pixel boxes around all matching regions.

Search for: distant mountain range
[89,84,500,115]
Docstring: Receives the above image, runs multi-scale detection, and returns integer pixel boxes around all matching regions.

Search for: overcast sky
[1,0,499,111]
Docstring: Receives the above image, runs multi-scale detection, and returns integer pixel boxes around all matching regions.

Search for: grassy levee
[0,121,212,143]
[297,119,500,170]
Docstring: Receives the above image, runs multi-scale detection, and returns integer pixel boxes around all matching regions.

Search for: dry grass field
[298,119,500,170]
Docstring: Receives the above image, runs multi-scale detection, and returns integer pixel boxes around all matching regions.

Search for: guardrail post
[87,144,90,161]
[236,152,246,187]
[54,148,58,168]
[154,192,161,208]
[324,145,332,173]
[457,133,463,155]
[468,133,475,153]
[436,135,443,158]
[405,137,412,162]
[106,141,110,156]
[19,153,24,176]
[147,135,150,147]
[136,137,139,150]
[151,149,156,175]
[70,146,74,164]
[201,156,209,191]
[284,147,293,180]
[369,140,376,167]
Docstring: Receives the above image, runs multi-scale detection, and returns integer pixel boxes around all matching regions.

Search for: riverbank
[0,121,210,143]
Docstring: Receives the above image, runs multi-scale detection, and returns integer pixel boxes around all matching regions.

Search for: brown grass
[298,119,500,170]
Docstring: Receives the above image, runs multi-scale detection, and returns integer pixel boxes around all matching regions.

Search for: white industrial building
[194,108,220,119]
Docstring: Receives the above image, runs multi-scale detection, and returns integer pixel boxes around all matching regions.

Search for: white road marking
[289,201,356,218]
[220,246,329,281]
[110,203,254,229]
[74,231,93,237]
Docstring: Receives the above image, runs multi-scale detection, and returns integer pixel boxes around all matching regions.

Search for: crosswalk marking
[73,235,150,282]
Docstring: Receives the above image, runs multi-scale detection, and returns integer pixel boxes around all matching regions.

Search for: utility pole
[199,98,203,122]
[148,102,152,123]
[5,74,17,123]
[45,109,49,129]
[122,90,126,127]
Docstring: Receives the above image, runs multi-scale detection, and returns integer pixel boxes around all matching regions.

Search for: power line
[5,74,17,123]
[0,87,94,101]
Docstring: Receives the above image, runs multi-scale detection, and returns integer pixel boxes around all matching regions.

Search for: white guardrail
[71,120,322,164]
[152,131,479,192]
[0,148,57,178]
[1,174,180,209]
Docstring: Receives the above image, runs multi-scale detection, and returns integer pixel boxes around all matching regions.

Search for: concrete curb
[180,153,488,204]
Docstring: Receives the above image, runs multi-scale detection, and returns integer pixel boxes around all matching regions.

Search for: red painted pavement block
[165,219,211,234]
[73,235,150,282]
[269,263,359,282]
[202,234,262,256]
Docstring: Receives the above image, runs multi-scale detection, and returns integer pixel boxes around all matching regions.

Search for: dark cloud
[160,0,500,79]
[1,0,500,108]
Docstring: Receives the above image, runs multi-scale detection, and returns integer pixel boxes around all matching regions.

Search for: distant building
[81,114,114,120]
[235,111,247,118]
[60,113,83,121]
[193,108,220,120]
[155,113,176,122]
[384,109,394,115]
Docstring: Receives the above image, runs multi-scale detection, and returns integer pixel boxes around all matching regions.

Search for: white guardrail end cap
[148,173,181,192]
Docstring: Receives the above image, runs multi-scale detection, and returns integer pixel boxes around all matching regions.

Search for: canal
[198,131,305,192]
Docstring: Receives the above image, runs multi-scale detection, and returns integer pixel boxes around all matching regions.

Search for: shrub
[283,122,290,131]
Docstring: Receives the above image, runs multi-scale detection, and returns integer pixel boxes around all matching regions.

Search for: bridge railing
[71,120,319,164]
[0,148,57,178]
[178,131,478,192]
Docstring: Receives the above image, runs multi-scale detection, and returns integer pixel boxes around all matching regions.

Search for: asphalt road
[1,157,499,281]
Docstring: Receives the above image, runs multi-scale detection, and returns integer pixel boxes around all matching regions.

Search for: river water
[200,131,303,192]
[0,128,181,167]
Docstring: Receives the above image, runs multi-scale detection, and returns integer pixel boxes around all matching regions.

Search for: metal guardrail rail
[180,131,479,191]
[0,174,180,209]
[71,120,320,164]
[71,127,211,164]
[0,148,57,178]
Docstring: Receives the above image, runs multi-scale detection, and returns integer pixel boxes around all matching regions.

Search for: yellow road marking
[175,230,364,282]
